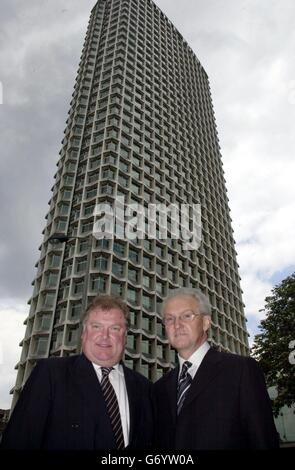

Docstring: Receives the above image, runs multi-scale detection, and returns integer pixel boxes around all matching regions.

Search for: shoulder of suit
[154,367,176,386]
[36,354,80,371]
[123,364,152,386]
[208,347,258,367]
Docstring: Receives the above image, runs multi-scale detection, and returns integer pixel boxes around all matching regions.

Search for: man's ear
[203,315,211,333]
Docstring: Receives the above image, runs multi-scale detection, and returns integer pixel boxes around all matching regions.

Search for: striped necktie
[177,361,192,415]
[100,367,125,450]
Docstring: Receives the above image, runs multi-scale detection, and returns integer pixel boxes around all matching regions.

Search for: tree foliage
[252,272,295,416]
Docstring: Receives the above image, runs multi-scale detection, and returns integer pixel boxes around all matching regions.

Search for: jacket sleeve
[240,357,279,449]
[1,360,52,449]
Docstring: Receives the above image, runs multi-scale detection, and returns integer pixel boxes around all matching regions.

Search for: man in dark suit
[153,288,279,450]
[1,295,153,450]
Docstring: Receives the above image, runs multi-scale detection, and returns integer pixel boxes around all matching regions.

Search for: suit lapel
[165,366,179,426]
[123,364,139,445]
[68,354,106,427]
[69,354,115,448]
[70,354,103,406]
[182,348,223,411]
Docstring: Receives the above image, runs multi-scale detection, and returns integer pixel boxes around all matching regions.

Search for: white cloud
[239,273,272,318]
[0,302,28,409]
[0,1,91,107]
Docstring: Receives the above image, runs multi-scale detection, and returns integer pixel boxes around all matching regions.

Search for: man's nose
[173,317,182,328]
[100,327,110,338]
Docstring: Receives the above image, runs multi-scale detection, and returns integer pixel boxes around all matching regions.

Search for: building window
[156,262,165,276]
[43,293,55,307]
[56,220,67,231]
[76,259,87,273]
[119,175,129,187]
[84,204,95,216]
[95,239,110,250]
[157,344,164,359]
[112,261,124,277]
[143,274,152,289]
[35,337,48,356]
[127,287,138,304]
[156,244,165,258]
[93,254,108,270]
[126,334,136,350]
[86,188,97,199]
[111,280,124,296]
[167,268,177,282]
[142,315,152,332]
[129,248,139,264]
[46,273,58,287]
[40,314,51,331]
[128,267,138,283]
[102,168,116,179]
[81,221,93,233]
[113,241,125,256]
[101,182,114,195]
[157,321,165,337]
[141,339,152,356]
[91,275,107,292]
[104,153,117,165]
[70,303,81,320]
[141,361,153,379]
[142,294,153,311]
[143,239,153,252]
[156,281,164,295]
[143,255,152,269]
[74,281,83,294]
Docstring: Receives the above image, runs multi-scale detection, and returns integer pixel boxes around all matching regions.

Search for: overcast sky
[0,0,295,409]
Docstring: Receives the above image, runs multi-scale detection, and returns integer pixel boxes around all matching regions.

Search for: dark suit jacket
[153,348,279,450]
[1,354,153,450]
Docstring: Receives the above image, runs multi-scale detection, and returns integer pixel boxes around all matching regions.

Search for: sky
[0,0,295,409]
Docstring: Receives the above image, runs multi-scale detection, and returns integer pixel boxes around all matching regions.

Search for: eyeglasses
[162,310,201,326]
[89,322,126,335]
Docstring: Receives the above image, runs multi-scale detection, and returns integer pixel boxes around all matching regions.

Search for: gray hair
[162,288,212,316]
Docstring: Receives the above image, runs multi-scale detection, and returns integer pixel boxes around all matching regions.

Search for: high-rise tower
[12,0,249,406]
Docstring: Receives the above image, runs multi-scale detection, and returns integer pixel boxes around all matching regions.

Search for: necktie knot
[180,361,192,379]
[101,367,113,377]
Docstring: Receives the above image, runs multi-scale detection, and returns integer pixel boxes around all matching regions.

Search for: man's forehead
[89,307,125,318]
[164,295,199,311]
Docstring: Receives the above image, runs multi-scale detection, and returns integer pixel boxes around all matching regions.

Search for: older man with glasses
[153,287,279,450]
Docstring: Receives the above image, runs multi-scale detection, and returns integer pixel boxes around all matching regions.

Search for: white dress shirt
[178,341,210,380]
[92,362,130,447]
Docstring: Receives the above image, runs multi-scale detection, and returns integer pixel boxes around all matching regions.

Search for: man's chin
[93,357,116,367]
[171,339,189,349]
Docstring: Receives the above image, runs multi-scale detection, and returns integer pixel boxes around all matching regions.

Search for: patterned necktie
[100,367,125,450]
[177,361,192,415]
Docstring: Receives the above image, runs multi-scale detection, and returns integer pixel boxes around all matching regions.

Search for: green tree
[252,273,295,416]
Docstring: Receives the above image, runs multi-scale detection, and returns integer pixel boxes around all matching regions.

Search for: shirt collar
[178,341,210,375]
[92,361,124,377]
